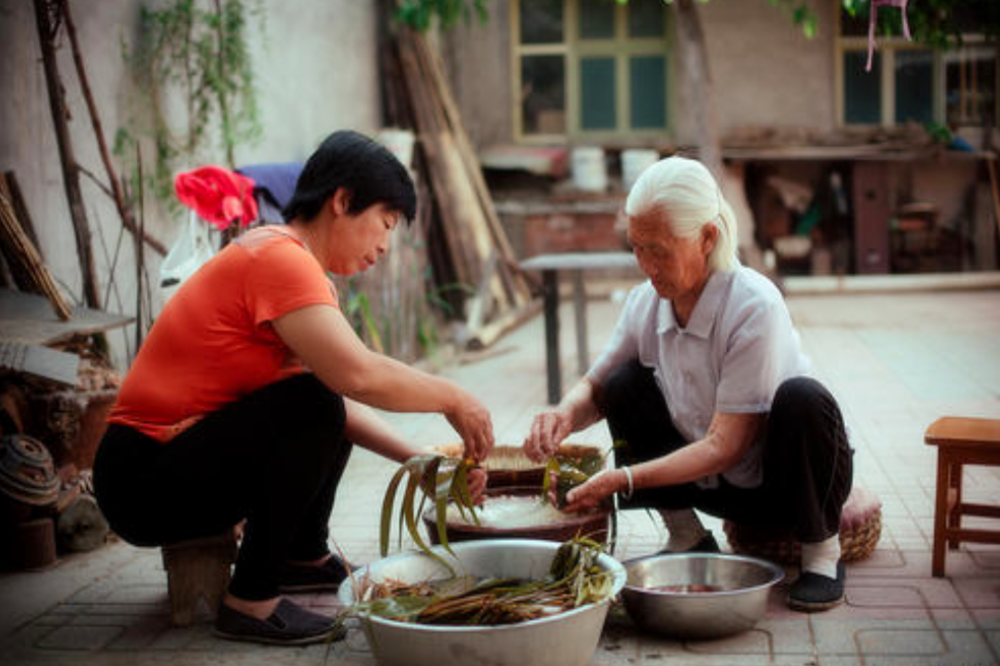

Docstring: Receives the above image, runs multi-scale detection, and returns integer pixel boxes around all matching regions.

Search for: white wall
[0,0,381,369]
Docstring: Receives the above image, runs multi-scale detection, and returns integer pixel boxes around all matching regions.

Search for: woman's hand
[523,409,573,462]
[467,467,488,505]
[445,389,494,463]
[561,468,627,513]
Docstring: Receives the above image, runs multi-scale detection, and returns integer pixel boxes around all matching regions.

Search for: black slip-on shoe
[214,598,345,646]
[658,532,721,555]
[787,560,846,612]
[278,554,358,593]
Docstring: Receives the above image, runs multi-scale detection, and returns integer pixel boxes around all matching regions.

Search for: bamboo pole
[32,0,101,309]
[60,0,166,257]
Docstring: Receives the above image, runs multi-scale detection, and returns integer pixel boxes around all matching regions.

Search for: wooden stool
[161,529,238,626]
[924,416,1000,577]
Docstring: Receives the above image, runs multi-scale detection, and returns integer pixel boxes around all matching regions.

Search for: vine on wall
[115,0,264,210]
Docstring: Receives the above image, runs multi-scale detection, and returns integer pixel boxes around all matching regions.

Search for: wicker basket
[723,486,882,564]
[432,443,603,488]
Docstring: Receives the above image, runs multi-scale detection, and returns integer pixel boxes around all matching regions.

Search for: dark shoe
[787,561,846,612]
[278,554,357,593]
[658,532,721,555]
[214,598,345,645]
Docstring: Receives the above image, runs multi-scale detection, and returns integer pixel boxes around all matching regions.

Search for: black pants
[603,361,853,543]
[94,374,351,600]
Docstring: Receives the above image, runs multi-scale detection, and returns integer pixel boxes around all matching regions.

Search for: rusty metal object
[0,434,59,506]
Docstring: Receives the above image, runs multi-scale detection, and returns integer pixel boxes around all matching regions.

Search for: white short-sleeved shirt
[588,265,811,488]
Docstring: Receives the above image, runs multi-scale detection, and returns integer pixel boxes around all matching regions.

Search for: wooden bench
[161,529,238,626]
[924,416,1000,577]
[520,252,639,404]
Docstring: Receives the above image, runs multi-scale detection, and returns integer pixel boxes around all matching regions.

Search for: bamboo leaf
[380,466,408,557]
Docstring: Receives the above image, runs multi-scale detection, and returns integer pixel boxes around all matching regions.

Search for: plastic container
[571,147,607,192]
[621,149,659,192]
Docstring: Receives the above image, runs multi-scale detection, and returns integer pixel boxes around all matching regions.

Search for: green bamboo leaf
[380,466,408,557]
[402,471,455,574]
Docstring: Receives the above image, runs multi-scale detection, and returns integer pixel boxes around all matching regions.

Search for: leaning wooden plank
[0,341,79,387]
[413,34,531,307]
[464,299,543,351]
[0,190,73,320]
[0,288,131,346]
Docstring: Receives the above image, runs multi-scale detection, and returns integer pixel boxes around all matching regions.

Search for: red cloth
[174,165,259,230]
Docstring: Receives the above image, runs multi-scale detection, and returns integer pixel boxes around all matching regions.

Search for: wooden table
[519,252,639,404]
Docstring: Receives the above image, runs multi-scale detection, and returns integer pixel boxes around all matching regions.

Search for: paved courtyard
[0,284,998,666]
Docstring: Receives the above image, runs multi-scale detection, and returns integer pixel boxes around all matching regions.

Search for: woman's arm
[272,304,493,460]
[522,377,604,461]
[562,411,763,512]
[343,398,421,463]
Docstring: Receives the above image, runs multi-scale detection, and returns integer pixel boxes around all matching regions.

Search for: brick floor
[0,287,997,666]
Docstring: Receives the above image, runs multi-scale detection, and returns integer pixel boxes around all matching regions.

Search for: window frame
[511,0,672,144]
[834,5,998,129]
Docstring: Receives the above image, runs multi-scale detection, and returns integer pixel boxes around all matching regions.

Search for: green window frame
[512,0,671,143]
[835,4,998,129]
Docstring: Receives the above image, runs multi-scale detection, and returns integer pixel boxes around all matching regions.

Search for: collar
[655,270,731,339]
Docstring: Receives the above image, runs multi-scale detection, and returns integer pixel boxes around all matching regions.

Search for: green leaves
[359,537,614,626]
[379,454,480,574]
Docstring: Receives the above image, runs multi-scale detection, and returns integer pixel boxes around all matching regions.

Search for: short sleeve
[588,286,643,387]
[242,239,339,326]
[715,300,787,413]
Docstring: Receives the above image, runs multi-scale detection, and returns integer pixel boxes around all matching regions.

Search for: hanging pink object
[174,165,259,230]
[867,0,911,72]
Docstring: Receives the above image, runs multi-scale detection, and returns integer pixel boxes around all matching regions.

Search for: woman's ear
[701,223,719,255]
[329,188,351,217]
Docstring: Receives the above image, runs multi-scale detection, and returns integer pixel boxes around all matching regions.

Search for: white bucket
[571,146,608,192]
[378,128,415,171]
[621,149,659,193]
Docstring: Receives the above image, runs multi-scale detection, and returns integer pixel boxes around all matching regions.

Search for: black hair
[282,129,417,225]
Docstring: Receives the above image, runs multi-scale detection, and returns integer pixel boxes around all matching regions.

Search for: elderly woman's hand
[445,389,495,463]
[561,468,627,514]
[523,409,574,462]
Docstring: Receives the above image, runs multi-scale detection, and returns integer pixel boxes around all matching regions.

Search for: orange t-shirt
[108,227,339,442]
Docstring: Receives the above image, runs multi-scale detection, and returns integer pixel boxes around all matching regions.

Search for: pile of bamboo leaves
[355,537,616,626]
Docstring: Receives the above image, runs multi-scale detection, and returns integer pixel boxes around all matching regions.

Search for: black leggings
[93,374,351,600]
[603,361,853,543]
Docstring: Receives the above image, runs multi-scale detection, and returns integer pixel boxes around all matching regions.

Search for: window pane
[628,0,665,38]
[946,46,998,127]
[581,57,616,130]
[520,0,563,44]
[579,0,614,39]
[844,51,881,124]
[521,55,566,134]
[895,49,933,125]
[630,55,666,128]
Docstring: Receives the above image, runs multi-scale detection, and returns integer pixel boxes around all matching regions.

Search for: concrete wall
[0,0,380,369]
[441,0,838,149]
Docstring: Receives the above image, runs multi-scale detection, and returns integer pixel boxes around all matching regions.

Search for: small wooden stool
[161,529,238,626]
[924,416,1000,577]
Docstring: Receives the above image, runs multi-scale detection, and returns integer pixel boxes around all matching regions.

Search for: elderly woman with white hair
[523,155,853,612]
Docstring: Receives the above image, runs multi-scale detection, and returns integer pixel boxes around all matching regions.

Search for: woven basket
[432,443,603,489]
[723,486,882,564]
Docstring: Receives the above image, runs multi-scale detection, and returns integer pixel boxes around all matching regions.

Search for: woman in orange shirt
[94,130,494,645]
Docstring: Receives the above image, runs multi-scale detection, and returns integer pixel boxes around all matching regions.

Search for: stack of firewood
[386,27,536,349]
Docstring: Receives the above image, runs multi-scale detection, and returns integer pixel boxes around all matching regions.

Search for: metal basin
[338,539,626,666]
[621,553,784,640]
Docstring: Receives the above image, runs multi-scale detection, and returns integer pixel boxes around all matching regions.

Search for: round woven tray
[723,486,882,564]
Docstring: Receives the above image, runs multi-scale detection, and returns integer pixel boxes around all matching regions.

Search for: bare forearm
[344,399,422,463]
[560,377,603,432]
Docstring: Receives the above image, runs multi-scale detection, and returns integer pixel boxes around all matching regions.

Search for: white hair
[624,155,740,272]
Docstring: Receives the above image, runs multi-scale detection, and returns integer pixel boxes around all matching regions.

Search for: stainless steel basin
[338,539,626,666]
